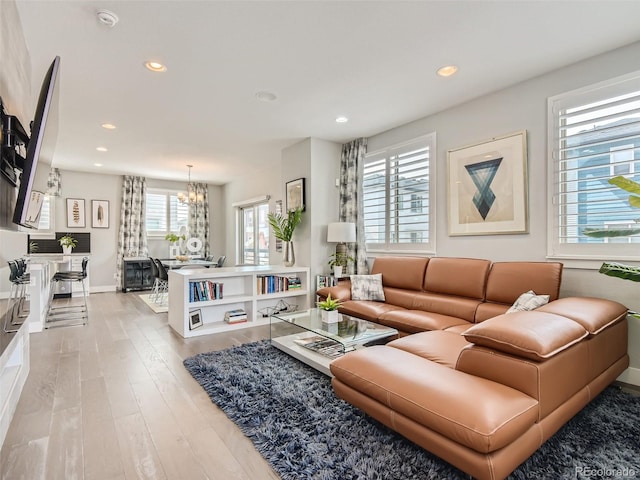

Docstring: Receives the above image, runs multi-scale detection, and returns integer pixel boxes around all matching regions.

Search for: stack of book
[224,308,247,324]
[287,276,302,289]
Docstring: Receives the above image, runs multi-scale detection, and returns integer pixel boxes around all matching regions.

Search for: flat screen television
[13,56,60,229]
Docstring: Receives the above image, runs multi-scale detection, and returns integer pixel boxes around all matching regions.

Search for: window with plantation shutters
[37,195,52,232]
[363,134,435,252]
[145,189,188,236]
[548,71,640,260]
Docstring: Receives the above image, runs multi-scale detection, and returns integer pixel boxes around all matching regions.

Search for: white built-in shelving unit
[168,265,310,338]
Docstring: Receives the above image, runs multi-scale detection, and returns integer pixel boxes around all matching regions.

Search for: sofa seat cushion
[462,311,588,361]
[330,346,539,453]
[338,300,404,322]
[378,309,470,334]
[535,297,628,335]
[387,331,470,368]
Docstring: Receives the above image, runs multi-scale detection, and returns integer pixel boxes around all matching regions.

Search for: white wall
[48,170,121,290]
[222,161,282,266]
[366,40,640,384]
[309,138,341,276]
[0,0,31,295]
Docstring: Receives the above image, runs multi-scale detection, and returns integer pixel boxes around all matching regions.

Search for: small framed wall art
[92,200,109,228]
[66,198,86,228]
[286,178,305,212]
[189,309,203,330]
[447,130,528,236]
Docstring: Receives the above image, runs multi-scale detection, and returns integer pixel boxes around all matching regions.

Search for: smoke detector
[96,9,119,28]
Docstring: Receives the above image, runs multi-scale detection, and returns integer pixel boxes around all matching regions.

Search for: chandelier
[177,164,204,206]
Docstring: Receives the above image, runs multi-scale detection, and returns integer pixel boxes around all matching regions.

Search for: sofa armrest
[535,297,627,335]
[317,281,352,302]
[461,311,588,361]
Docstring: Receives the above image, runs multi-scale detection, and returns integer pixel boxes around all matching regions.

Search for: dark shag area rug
[184,340,640,479]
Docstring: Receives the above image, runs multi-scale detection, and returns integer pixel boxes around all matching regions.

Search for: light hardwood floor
[0,292,280,480]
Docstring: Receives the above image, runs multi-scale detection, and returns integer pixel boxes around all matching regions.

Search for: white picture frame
[66,198,86,228]
[91,200,109,228]
[447,130,528,236]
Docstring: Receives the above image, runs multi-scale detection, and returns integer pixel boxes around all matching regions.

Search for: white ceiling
[14,1,640,185]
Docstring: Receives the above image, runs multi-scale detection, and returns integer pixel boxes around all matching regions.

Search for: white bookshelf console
[168,265,310,338]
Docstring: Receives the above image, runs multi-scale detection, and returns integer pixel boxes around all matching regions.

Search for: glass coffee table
[270,308,398,376]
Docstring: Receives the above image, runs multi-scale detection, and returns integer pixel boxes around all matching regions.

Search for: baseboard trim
[617,366,640,386]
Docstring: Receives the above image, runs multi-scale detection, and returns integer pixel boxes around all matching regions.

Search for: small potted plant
[165,232,186,257]
[328,252,355,278]
[317,294,342,323]
[59,234,78,254]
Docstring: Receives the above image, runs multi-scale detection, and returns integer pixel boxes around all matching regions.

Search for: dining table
[161,259,218,269]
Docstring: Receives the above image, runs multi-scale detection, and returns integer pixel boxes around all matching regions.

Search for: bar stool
[153,258,169,305]
[46,257,89,328]
[3,260,30,333]
[148,257,162,302]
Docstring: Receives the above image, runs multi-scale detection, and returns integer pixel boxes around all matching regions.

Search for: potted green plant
[267,206,304,266]
[59,234,78,254]
[165,232,186,257]
[328,252,355,278]
[164,233,186,243]
[317,294,342,323]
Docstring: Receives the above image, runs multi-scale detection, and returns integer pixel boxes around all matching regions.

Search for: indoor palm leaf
[583,176,640,238]
[267,206,304,241]
[583,176,640,289]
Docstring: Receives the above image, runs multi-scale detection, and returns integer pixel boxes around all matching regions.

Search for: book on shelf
[224,308,247,324]
[189,280,224,302]
[316,275,337,289]
[256,275,303,294]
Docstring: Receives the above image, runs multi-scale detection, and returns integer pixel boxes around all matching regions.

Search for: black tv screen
[13,56,60,229]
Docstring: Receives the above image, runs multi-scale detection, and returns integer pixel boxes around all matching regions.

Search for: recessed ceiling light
[437,65,458,77]
[335,116,349,123]
[96,147,108,152]
[101,123,116,130]
[255,91,277,102]
[94,163,103,167]
[96,9,119,28]
[145,61,167,72]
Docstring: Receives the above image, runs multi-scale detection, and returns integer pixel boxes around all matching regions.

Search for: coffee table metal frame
[270,308,398,376]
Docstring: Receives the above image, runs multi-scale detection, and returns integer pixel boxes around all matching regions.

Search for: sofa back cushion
[371,256,429,291]
[423,257,490,300]
[485,262,563,305]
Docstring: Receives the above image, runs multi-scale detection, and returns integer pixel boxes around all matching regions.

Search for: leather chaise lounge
[317,257,629,480]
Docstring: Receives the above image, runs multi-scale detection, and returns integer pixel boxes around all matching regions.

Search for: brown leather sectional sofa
[316,256,629,480]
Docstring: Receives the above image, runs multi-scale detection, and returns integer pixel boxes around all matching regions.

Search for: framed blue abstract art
[447,130,528,236]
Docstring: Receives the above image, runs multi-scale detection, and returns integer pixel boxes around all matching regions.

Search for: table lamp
[327,222,356,258]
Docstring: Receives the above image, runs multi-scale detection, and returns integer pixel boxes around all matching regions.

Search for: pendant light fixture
[177,164,204,206]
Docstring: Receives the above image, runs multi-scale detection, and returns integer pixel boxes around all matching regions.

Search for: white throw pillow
[350,273,385,301]
[506,290,550,313]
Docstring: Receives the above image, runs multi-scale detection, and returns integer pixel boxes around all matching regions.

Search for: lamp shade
[327,222,356,243]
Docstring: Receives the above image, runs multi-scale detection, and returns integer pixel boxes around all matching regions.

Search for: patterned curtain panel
[339,138,368,274]
[188,183,210,258]
[46,168,61,196]
[116,176,148,288]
